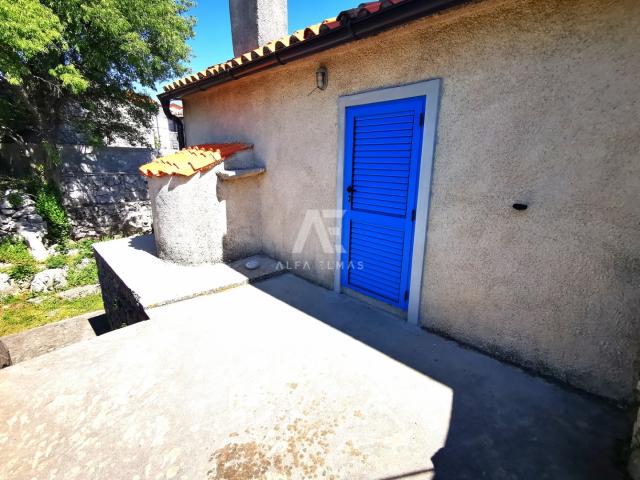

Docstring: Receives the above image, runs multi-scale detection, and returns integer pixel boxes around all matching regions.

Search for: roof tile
[139,143,252,177]
[303,23,322,39]
[162,1,409,94]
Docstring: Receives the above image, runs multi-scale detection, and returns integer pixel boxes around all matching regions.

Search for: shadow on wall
[0,143,40,177]
[58,145,155,238]
[251,274,630,480]
[216,158,264,263]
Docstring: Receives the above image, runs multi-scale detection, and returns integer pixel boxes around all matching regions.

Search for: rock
[0,341,10,369]
[0,273,13,295]
[18,205,37,217]
[30,268,67,293]
[67,248,80,256]
[123,209,150,235]
[2,220,16,232]
[15,279,31,291]
[27,297,44,305]
[0,189,48,240]
[56,284,100,300]
[26,213,44,224]
[68,189,86,201]
[16,222,49,261]
[79,258,92,268]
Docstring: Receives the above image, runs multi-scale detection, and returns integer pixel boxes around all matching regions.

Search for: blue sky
[185,0,356,75]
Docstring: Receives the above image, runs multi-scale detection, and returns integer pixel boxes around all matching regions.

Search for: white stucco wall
[181,0,640,401]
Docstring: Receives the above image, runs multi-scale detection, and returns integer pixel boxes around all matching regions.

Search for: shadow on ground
[88,313,112,336]
[253,273,630,480]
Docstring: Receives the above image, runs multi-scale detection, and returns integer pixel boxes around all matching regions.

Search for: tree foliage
[0,0,194,171]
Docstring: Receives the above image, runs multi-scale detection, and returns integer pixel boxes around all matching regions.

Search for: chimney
[229,0,288,57]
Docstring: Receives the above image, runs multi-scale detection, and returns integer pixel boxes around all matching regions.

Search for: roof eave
[158,0,469,103]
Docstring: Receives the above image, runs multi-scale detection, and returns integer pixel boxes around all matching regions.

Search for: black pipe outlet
[512,203,528,211]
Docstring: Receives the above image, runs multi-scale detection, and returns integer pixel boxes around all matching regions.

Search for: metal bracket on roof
[347,20,359,40]
[274,52,286,66]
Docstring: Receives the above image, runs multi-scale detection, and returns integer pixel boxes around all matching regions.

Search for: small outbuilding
[139,143,263,265]
[153,0,639,405]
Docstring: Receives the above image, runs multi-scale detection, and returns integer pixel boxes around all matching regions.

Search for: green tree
[0,0,194,174]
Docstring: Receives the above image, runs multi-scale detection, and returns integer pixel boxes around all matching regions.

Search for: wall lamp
[315,66,328,91]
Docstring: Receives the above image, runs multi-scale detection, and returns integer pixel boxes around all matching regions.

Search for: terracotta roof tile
[162,1,409,94]
[139,143,252,177]
[303,23,322,39]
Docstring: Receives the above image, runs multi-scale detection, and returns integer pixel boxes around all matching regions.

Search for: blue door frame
[340,96,426,310]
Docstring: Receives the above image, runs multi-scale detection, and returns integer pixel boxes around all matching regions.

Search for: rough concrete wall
[148,165,261,265]
[182,0,640,401]
[229,0,288,57]
[217,173,263,261]
[58,146,153,238]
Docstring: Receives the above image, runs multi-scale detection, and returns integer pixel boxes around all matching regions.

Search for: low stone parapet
[94,235,282,331]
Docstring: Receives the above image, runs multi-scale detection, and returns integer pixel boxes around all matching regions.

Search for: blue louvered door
[341,96,425,310]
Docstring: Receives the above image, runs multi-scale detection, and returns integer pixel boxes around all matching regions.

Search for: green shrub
[45,254,67,269]
[9,261,38,282]
[34,183,70,244]
[7,192,23,208]
[76,238,95,259]
[54,240,70,255]
[67,262,98,287]
[0,237,33,264]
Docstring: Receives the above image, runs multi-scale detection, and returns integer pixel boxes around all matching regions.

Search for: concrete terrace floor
[0,273,629,480]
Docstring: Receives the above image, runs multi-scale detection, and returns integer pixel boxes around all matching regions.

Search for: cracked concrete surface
[0,274,628,479]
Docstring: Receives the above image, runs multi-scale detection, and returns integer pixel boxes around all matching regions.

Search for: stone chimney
[229,0,288,57]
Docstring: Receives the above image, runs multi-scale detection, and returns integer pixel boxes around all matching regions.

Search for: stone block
[30,268,67,293]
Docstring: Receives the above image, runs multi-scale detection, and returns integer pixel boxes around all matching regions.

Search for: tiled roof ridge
[163,0,407,93]
[139,143,252,177]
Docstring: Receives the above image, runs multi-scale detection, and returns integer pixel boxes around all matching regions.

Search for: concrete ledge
[216,167,265,181]
[94,235,282,329]
[1,310,106,364]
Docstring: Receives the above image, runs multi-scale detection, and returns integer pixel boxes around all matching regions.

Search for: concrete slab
[93,235,282,329]
[94,235,282,310]
[0,274,629,479]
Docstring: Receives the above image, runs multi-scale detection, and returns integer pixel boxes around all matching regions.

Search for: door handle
[346,185,356,204]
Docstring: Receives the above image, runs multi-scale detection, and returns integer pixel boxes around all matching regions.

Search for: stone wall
[0,189,48,261]
[57,145,154,238]
[1,144,159,239]
[94,247,149,330]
